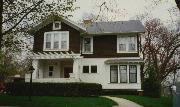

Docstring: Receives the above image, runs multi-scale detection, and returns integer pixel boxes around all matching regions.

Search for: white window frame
[43,31,69,51]
[53,21,61,30]
[109,64,137,84]
[117,35,137,53]
[82,65,98,73]
[82,37,93,54]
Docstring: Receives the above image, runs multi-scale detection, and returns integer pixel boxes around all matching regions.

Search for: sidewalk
[103,96,143,107]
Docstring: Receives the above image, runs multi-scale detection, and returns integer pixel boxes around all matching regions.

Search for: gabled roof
[29,15,86,35]
[81,20,145,35]
[29,14,145,35]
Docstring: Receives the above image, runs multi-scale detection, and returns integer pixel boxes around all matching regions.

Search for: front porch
[25,52,82,83]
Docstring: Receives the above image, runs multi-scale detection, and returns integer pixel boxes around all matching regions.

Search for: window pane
[61,34,67,49]
[83,66,89,73]
[130,74,136,83]
[91,66,97,73]
[49,66,54,71]
[119,44,126,51]
[128,43,135,51]
[119,65,127,83]
[129,65,136,73]
[49,72,53,77]
[54,34,59,49]
[55,23,60,28]
[110,65,118,83]
[129,65,137,83]
[84,38,91,52]
[45,34,51,49]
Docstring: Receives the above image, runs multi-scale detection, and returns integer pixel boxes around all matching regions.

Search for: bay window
[110,65,137,83]
[117,36,137,53]
[44,31,69,51]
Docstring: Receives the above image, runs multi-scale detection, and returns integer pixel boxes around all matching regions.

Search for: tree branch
[2,0,44,35]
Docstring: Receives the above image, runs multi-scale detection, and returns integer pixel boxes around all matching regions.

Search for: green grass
[0,94,117,107]
[113,95,172,107]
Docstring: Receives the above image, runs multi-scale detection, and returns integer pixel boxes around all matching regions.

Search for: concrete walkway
[103,96,143,107]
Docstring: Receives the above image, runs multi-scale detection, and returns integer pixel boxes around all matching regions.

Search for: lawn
[0,94,117,107]
[113,95,172,107]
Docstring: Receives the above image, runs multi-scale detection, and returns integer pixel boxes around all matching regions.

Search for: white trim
[30,51,83,59]
[110,64,137,84]
[43,31,69,51]
[117,35,138,53]
[53,21,61,30]
[82,37,93,54]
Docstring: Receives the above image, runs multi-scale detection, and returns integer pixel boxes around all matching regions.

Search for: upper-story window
[44,31,69,51]
[82,37,93,54]
[117,36,137,53]
[53,21,61,30]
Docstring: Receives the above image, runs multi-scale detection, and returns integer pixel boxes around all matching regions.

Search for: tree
[0,0,78,49]
[141,19,180,83]
[175,0,180,10]
[0,0,78,82]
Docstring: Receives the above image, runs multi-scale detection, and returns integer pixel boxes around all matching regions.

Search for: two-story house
[26,15,145,90]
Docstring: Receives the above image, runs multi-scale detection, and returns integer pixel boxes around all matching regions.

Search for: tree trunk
[0,1,3,50]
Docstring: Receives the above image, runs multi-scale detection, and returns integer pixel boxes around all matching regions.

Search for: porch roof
[29,51,83,59]
[104,58,144,64]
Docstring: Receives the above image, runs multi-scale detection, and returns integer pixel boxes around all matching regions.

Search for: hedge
[5,82,102,97]
[102,89,138,95]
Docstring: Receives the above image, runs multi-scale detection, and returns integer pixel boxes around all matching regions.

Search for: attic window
[53,21,61,30]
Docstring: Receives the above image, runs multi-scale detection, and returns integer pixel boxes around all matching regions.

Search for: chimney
[83,19,93,25]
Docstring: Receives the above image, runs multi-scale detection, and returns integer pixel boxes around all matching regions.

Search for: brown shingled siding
[82,35,139,58]
[33,22,81,53]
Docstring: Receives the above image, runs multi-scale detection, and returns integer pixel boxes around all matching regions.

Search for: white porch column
[73,58,80,80]
[32,59,39,79]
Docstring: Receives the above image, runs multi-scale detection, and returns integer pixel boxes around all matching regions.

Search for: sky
[69,0,180,30]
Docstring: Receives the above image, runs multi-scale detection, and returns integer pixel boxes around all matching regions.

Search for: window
[129,65,137,83]
[117,36,137,53]
[48,66,54,77]
[44,31,69,51]
[82,37,93,53]
[110,65,118,83]
[45,34,51,49]
[119,65,127,83]
[91,66,97,73]
[53,21,61,30]
[83,66,89,73]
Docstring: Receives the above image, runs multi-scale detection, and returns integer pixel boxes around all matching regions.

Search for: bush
[5,82,102,97]
[142,78,161,98]
[102,89,138,95]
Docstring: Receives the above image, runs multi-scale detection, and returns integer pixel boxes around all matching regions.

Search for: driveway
[103,96,143,107]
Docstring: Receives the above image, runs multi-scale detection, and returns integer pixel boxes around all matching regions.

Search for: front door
[64,67,73,78]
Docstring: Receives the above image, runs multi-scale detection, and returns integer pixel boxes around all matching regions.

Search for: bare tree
[141,19,180,83]
[0,0,78,49]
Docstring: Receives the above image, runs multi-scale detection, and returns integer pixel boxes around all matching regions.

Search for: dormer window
[53,21,61,30]
[117,36,137,53]
[44,31,69,51]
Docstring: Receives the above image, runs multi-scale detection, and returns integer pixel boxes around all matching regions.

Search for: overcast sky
[69,0,180,29]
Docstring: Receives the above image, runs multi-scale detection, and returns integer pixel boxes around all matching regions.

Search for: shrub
[142,78,161,97]
[5,82,102,97]
[102,89,138,95]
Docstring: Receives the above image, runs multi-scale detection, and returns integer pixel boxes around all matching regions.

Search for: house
[25,15,145,90]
